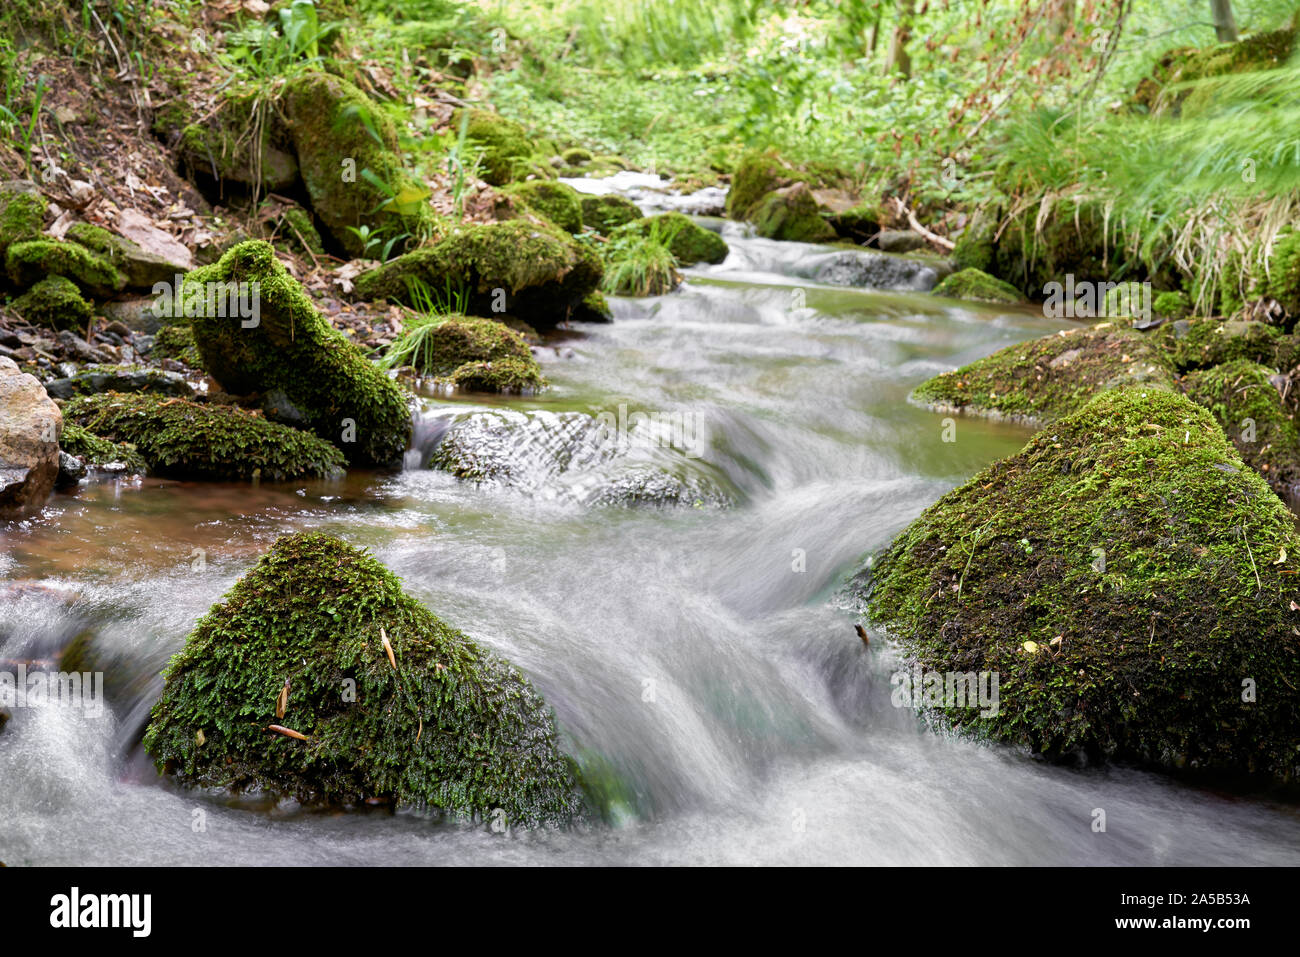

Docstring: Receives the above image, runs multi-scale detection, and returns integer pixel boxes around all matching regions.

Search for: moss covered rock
[6,239,125,298]
[59,421,147,473]
[405,315,534,375]
[65,222,188,290]
[177,88,299,191]
[1182,359,1300,493]
[613,213,728,265]
[827,203,883,244]
[1133,28,1295,117]
[64,392,346,481]
[0,182,47,263]
[1153,318,1283,371]
[354,220,602,329]
[990,199,1119,298]
[572,289,613,323]
[912,325,1174,426]
[185,240,412,466]
[10,275,93,331]
[932,267,1026,304]
[1153,290,1192,320]
[725,149,799,220]
[458,108,538,186]
[579,194,642,235]
[150,323,204,368]
[860,387,1300,780]
[504,180,583,234]
[450,357,546,394]
[282,73,434,257]
[142,532,582,824]
[750,182,836,244]
[1261,231,1300,319]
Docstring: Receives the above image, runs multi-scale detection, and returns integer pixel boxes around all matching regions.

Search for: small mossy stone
[142,531,582,824]
[0,184,47,261]
[63,391,346,481]
[572,289,613,323]
[579,194,642,235]
[861,386,1300,781]
[404,315,535,376]
[11,275,93,331]
[150,323,204,368]
[1182,359,1300,492]
[6,239,126,298]
[613,213,728,265]
[1152,318,1282,371]
[726,149,799,220]
[912,324,1174,426]
[354,220,602,329]
[750,183,836,244]
[184,240,412,466]
[65,222,188,290]
[283,73,434,257]
[59,421,147,473]
[561,147,593,167]
[450,357,546,393]
[504,180,583,234]
[457,108,537,186]
[932,267,1025,304]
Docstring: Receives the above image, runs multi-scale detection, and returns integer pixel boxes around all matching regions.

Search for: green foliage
[601,216,681,297]
[59,421,146,473]
[143,532,582,824]
[613,213,728,265]
[10,275,93,331]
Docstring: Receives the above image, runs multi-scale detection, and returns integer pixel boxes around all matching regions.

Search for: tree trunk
[1211,0,1239,43]
[885,0,915,78]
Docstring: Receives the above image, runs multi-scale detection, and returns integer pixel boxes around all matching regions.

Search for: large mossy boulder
[750,182,836,244]
[932,267,1026,304]
[11,275,94,331]
[354,220,602,329]
[64,392,346,481]
[1182,359,1300,493]
[282,73,434,257]
[725,149,800,220]
[860,387,1300,781]
[912,324,1174,426]
[1132,28,1295,117]
[579,193,642,235]
[142,532,582,825]
[613,213,728,265]
[504,180,582,234]
[184,241,412,466]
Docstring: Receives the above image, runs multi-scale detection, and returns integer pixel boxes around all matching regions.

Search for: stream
[2,188,1299,866]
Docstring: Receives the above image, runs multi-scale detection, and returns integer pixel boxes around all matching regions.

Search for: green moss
[1153,290,1192,319]
[726,149,799,220]
[276,206,325,256]
[614,213,728,265]
[572,289,613,322]
[283,73,435,257]
[65,222,186,290]
[991,199,1119,298]
[561,147,593,166]
[457,108,538,186]
[579,194,642,235]
[504,180,583,234]
[1262,231,1300,318]
[750,183,836,243]
[0,186,47,261]
[142,532,582,824]
[827,203,883,243]
[177,88,299,190]
[151,323,204,368]
[64,392,346,481]
[1136,29,1296,116]
[1182,359,1300,492]
[59,421,147,473]
[10,275,93,330]
[450,357,546,393]
[184,240,413,466]
[932,268,1025,304]
[951,214,996,274]
[861,386,1300,780]
[354,220,602,328]
[411,315,534,374]
[912,324,1174,426]
[1153,318,1283,370]
[6,239,125,297]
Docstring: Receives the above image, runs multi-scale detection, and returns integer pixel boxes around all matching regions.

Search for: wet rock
[612,213,728,265]
[143,531,582,825]
[0,355,62,520]
[54,450,86,488]
[11,276,94,331]
[186,240,412,466]
[932,267,1026,304]
[65,222,189,290]
[858,387,1300,782]
[751,182,836,244]
[811,250,937,291]
[875,229,927,253]
[44,364,193,400]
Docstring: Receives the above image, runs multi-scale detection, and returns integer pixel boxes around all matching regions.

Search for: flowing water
[2,207,1299,866]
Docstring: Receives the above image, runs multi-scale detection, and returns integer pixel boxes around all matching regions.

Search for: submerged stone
[859,387,1300,781]
[142,532,582,825]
